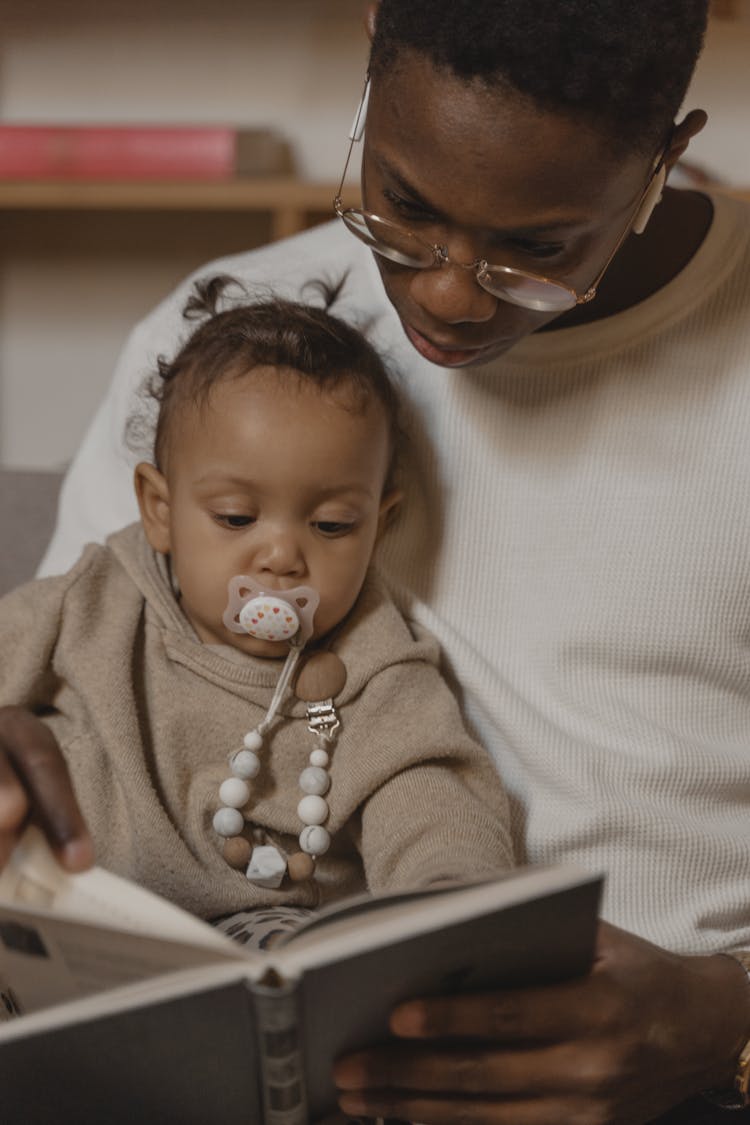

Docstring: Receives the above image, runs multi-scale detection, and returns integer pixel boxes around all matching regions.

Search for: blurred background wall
[0,0,747,470]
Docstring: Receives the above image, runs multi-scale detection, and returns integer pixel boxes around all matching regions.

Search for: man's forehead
[364,63,647,221]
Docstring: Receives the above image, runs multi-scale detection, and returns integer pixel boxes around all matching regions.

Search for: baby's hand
[0,706,94,872]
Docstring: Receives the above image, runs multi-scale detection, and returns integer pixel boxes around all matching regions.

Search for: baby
[0,277,512,931]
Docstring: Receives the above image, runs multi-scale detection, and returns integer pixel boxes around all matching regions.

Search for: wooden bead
[293,651,347,702]
[223,836,252,870]
[287,852,316,882]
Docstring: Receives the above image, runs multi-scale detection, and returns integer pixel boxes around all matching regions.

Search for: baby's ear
[134,462,172,555]
[376,487,402,539]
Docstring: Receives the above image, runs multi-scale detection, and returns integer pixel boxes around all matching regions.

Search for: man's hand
[0,706,93,872]
[334,922,750,1125]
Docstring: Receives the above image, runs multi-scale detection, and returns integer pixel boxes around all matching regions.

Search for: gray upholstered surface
[0,468,63,596]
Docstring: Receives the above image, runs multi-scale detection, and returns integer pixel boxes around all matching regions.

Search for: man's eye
[314,520,355,537]
[382,189,435,224]
[506,238,565,260]
[214,514,255,529]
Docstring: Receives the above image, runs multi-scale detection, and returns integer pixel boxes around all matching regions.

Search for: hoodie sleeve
[337,655,515,894]
[0,549,101,711]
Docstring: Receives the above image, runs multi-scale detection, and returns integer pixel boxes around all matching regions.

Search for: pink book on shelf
[0,124,292,181]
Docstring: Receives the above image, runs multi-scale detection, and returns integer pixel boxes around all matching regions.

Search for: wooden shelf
[1,178,746,243]
[0,178,360,241]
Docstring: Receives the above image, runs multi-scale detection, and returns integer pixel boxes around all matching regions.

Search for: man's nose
[409,261,497,326]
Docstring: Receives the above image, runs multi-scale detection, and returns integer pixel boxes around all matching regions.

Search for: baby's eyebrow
[314,484,377,501]
[193,473,253,489]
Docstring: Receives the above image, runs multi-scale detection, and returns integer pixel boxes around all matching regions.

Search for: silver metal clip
[306,698,340,741]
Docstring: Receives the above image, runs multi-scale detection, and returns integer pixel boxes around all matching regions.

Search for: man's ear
[364,2,378,42]
[134,462,172,555]
[376,487,402,539]
[632,109,708,235]
[664,108,708,175]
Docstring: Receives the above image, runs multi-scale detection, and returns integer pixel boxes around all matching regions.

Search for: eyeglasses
[333,77,667,314]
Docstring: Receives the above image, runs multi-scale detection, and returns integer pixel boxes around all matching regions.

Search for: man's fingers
[335,1041,611,1100]
[0,748,29,828]
[0,750,29,870]
[0,706,94,871]
[389,974,609,1043]
[337,1090,594,1125]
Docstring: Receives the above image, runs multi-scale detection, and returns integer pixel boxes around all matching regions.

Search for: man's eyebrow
[375,154,591,238]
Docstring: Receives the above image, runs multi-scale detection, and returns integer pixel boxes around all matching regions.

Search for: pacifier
[223,576,320,646]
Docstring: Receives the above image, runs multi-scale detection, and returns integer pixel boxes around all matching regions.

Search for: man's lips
[403,322,499,367]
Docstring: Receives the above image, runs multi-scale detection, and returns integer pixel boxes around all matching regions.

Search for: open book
[0,829,602,1124]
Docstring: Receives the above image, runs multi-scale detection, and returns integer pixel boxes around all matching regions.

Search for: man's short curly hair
[369,1,709,152]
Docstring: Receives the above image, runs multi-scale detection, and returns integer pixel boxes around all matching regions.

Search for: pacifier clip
[214,582,346,886]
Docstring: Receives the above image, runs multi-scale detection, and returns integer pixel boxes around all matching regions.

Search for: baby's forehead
[166,361,393,453]
[209,362,389,421]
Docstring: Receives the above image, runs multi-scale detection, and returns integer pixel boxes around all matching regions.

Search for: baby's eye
[314,520,356,538]
[214,514,255,529]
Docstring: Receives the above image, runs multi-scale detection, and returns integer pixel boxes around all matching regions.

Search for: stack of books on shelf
[0,123,295,181]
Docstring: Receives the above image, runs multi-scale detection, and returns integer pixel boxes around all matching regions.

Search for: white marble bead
[297,794,328,825]
[299,766,330,797]
[245,844,287,889]
[219,777,251,808]
[309,748,329,768]
[299,824,331,856]
[231,750,261,779]
[243,730,263,752]
[213,806,244,837]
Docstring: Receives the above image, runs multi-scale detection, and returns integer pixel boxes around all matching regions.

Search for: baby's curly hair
[138,275,401,481]
[370,0,709,152]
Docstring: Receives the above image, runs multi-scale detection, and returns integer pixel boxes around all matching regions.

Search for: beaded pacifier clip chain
[213,580,346,886]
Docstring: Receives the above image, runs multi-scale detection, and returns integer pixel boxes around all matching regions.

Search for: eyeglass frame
[333,76,669,313]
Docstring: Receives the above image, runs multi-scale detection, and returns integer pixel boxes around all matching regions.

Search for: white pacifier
[223,576,320,646]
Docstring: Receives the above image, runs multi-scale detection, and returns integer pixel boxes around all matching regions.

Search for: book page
[0,903,239,1016]
[0,829,243,1018]
[277,863,598,974]
[0,827,232,949]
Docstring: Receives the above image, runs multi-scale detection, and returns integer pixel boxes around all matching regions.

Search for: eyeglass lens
[479,267,578,312]
[341,209,577,313]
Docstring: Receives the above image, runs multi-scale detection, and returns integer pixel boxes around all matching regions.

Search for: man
[3,2,750,1121]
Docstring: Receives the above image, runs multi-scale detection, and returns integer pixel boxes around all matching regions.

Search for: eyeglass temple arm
[578,149,668,304]
[335,75,371,206]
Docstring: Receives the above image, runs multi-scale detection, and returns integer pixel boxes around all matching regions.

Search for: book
[0,829,602,1124]
[0,124,295,181]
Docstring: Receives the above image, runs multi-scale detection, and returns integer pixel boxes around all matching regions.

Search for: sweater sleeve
[342,656,515,894]
[0,561,92,711]
[359,757,514,894]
